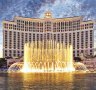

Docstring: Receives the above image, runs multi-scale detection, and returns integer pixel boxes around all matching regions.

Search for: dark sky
[0,0,96,20]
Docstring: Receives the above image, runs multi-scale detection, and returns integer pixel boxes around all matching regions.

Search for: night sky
[0,0,96,56]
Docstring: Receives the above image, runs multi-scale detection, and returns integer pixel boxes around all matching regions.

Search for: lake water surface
[0,73,96,90]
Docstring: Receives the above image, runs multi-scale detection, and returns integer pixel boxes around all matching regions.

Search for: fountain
[8,40,88,73]
[8,40,75,73]
[74,62,89,72]
[21,40,75,73]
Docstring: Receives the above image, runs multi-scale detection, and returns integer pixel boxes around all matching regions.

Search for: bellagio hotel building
[3,11,95,58]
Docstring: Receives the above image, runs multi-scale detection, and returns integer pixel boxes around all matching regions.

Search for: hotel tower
[3,11,95,58]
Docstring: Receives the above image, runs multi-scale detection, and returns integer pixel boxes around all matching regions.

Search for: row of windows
[4,32,93,40]
[4,49,93,57]
[4,30,93,35]
[17,20,80,26]
[4,29,93,49]
[4,21,93,31]
[4,35,93,44]
[4,38,93,49]
[4,50,23,57]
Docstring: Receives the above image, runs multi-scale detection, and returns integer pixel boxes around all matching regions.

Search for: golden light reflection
[21,73,74,90]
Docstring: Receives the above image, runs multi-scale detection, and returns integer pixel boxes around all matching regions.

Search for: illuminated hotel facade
[3,11,95,58]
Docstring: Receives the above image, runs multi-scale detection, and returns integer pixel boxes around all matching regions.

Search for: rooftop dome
[44,11,52,18]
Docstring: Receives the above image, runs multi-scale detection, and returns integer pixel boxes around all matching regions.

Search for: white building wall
[3,14,95,58]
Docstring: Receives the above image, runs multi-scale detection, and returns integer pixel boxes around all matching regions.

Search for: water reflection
[0,73,95,90]
[22,73,74,90]
[0,73,8,90]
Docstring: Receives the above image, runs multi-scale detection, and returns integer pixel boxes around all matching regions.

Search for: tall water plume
[21,40,75,73]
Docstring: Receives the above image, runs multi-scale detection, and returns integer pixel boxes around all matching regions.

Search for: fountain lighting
[20,40,75,73]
